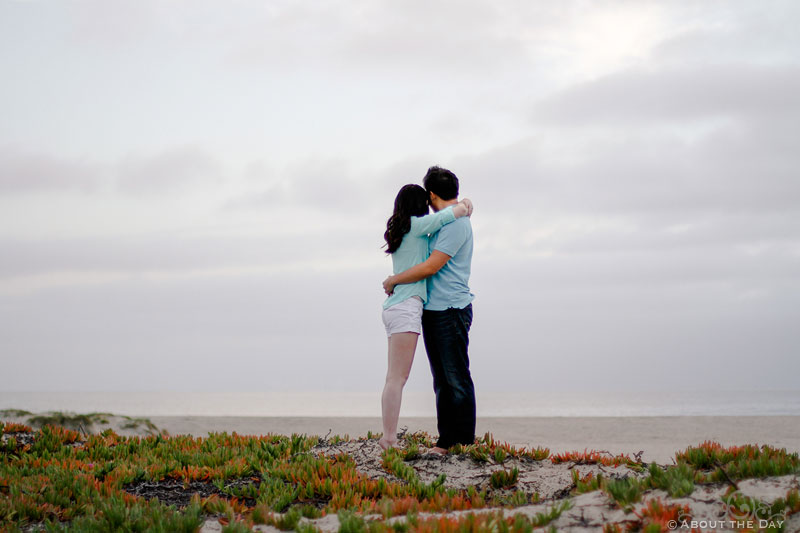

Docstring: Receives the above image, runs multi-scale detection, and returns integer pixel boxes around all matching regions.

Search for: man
[382,166,475,454]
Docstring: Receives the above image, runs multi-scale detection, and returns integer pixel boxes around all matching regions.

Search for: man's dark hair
[423,166,459,201]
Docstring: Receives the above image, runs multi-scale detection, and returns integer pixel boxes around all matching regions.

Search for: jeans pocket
[460,305,473,331]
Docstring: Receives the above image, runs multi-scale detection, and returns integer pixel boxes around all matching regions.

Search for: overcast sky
[1,0,798,395]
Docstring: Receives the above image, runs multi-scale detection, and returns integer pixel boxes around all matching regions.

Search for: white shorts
[382,296,423,337]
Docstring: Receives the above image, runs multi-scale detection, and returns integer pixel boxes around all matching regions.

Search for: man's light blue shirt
[425,216,474,311]
[383,206,456,310]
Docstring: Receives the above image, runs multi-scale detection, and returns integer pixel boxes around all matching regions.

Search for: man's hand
[382,276,396,295]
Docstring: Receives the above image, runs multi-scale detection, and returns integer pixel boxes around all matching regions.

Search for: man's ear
[429,191,439,204]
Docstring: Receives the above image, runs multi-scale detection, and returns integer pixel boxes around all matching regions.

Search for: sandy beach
[142,415,800,464]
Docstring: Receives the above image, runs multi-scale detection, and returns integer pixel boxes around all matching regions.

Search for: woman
[380,184,472,450]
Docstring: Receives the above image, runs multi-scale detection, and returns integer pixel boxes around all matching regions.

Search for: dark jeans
[421,304,475,449]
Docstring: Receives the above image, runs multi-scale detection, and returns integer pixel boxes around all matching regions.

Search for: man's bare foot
[379,437,397,450]
[428,446,448,455]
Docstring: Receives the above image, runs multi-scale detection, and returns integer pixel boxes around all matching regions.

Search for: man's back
[425,216,474,311]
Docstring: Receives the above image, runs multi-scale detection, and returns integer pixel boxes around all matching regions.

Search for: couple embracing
[380,166,475,455]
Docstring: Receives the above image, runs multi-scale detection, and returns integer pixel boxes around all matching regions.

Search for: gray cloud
[223,157,365,212]
[470,259,800,391]
[531,65,800,125]
[66,0,158,47]
[116,145,222,194]
[0,229,379,281]
[0,147,100,192]
[0,268,390,392]
[458,121,799,221]
[550,212,800,257]
[337,1,529,75]
[0,145,227,196]
[215,0,577,82]
[225,156,439,216]
[563,125,799,216]
[653,4,800,68]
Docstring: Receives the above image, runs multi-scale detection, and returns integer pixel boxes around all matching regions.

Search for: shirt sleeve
[433,219,469,257]
[408,206,456,237]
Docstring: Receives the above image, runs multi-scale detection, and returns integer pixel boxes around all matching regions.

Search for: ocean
[2,390,799,417]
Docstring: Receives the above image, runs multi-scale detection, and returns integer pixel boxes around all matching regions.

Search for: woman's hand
[383,276,396,295]
[453,198,473,219]
[461,198,473,216]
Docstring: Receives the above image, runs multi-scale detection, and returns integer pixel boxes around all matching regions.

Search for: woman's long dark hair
[384,184,429,254]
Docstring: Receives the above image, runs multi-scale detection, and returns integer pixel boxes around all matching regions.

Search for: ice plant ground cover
[1,419,799,532]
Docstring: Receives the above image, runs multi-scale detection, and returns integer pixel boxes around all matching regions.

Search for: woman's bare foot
[379,436,398,450]
[428,446,448,455]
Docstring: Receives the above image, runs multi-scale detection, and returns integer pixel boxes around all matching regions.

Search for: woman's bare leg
[379,332,418,450]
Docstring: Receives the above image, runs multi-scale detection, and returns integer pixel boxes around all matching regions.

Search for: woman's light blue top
[383,206,456,309]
